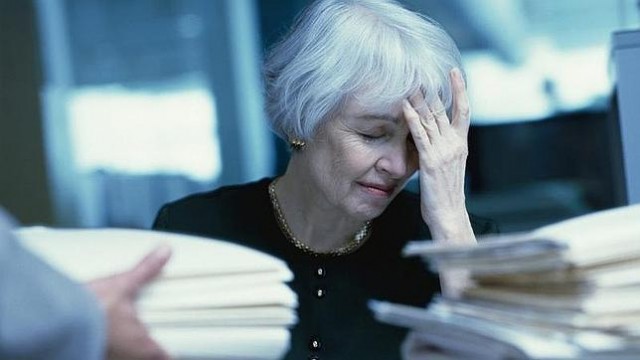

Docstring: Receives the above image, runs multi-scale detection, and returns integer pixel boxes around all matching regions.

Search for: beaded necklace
[268,178,372,257]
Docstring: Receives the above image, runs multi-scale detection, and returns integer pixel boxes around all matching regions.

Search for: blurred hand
[87,245,172,360]
[403,68,474,244]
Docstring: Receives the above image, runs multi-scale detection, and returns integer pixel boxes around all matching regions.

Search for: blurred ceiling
[402,0,640,64]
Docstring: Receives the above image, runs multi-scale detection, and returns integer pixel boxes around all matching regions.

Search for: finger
[141,336,172,360]
[403,99,431,151]
[431,95,452,136]
[408,92,439,139]
[408,91,429,119]
[122,245,172,295]
[450,68,470,134]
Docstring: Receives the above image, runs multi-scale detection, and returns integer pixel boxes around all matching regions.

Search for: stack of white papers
[16,227,297,360]
[371,204,640,359]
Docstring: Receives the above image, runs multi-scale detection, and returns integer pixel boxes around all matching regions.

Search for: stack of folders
[370,204,640,359]
[16,227,297,360]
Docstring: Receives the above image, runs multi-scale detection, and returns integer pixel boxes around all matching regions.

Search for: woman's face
[300,98,419,221]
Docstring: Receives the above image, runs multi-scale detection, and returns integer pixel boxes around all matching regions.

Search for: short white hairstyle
[264,0,463,141]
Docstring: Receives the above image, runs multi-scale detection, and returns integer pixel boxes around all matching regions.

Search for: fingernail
[450,68,459,82]
[452,68,465,86]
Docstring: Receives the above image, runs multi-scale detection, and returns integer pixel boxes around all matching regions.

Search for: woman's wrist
[422,209,476,245]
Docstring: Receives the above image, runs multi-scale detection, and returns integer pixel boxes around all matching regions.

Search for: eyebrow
[356,113,400,123]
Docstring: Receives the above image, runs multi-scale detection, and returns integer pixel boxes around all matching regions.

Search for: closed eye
[360,133,385,141]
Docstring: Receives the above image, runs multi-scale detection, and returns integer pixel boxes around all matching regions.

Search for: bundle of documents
[371,204,640,359]
[15,227,297,360]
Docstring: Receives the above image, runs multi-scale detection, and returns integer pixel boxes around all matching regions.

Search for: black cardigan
[153,178,497,360]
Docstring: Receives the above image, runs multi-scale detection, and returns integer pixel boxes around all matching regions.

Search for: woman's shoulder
[167,178,270,209]
[152,177,273,231]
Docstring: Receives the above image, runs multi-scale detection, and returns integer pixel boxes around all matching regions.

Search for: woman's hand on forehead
[402,68,473,241]
[404,69,470,144]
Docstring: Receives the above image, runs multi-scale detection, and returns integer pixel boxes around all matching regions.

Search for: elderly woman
[153,0,495,358]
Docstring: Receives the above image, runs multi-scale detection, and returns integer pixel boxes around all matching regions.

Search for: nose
[375,141,414,179]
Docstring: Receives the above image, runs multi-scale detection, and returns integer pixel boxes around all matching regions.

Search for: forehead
[341,96,404,123]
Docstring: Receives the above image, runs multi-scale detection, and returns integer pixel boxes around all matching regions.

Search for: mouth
[358,182,397,197]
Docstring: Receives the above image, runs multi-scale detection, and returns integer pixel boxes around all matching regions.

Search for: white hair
[264,0,464,141]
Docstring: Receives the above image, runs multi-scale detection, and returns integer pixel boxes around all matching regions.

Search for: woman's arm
[403,68,475,297]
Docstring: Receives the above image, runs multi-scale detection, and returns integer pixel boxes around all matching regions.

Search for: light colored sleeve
[0,209,106,360]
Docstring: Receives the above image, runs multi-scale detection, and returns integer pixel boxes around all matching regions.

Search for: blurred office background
[1,0,638,231]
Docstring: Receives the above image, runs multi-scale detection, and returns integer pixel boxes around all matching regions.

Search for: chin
[350,202,389,221]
